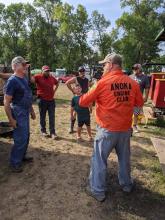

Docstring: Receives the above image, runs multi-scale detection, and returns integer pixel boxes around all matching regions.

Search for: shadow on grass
[32,98,71,106]
[56,98,70,105]
[139,127,165,137]
[59,136,93,148]
[0,139,165,220]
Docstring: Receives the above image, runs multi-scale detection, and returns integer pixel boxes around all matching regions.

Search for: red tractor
[143,28,165,117]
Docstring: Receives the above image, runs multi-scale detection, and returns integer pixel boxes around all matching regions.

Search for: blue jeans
[38,99,56,135]
[10,107,30,166]
[89,126,133,197]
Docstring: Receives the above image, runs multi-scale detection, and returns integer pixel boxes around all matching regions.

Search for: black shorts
[78,119,90,127]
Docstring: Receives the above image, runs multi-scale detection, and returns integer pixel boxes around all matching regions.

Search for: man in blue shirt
[4,56,36,173]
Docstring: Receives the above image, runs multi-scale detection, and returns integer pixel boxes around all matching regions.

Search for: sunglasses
[102,62,110,67]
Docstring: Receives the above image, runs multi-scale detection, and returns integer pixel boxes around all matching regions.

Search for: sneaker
[23,156,33,163]
[69,129,74,134]
[51,134,59,140]
[133,125,139,133]
[41,132,48,137]
[10,165,23,173]
[85,186,106,202]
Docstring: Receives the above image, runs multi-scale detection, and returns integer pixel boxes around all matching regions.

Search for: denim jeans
[10,107,30,166]
[38,98,56,135]
[89,126,133,197]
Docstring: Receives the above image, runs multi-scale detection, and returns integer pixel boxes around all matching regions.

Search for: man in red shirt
[79,53,143,202]
[31,66,59,139]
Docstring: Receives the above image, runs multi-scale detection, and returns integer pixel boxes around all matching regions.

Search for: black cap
[78,66,85,72]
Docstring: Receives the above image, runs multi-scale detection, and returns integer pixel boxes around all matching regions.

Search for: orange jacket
[79,70,144,131]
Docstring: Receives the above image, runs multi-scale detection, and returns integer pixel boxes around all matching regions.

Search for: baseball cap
[42,65,51,72]
[132,64,142,70]
[99,53,122,66]
[11,56,27,66]
[78,66,85,72]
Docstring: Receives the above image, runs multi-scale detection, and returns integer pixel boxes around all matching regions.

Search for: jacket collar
[102,70,124,79]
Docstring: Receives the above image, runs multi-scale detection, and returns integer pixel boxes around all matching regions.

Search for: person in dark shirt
[66,66,90,134]
[130,64,150,133]
[71,84,92,141]
[3,56,36,173]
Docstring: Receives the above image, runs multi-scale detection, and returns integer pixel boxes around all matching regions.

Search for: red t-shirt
[34,74,58,101]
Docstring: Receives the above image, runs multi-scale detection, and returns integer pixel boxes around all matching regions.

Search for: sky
[1,0,129,28]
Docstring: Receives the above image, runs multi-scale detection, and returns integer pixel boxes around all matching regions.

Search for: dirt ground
[0,84,165,220]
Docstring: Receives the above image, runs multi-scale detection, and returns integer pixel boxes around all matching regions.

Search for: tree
[33,0,61,68]
[91,10,113,57]
[114,0,165,69]
[53,3,91,70]
[0,3,27,64]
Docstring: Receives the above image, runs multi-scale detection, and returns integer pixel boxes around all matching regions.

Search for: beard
[43,73,49,78]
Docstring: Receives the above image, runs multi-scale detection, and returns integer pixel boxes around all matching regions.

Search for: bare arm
[30,76,36,84]
[65,77,77,94]
[144,88,149,103]
[71,107,75,120]
[79,83,100,107]
[88,80,93,88]
[0,73,12,79]
[54,81,59,93]
[134,84,144,107]
[4,95,17,128]
[30,106,36,120]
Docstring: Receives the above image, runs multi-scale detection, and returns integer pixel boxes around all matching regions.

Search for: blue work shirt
[4,75,32,109]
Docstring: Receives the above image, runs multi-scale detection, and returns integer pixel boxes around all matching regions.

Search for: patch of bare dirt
[0,85,165,220]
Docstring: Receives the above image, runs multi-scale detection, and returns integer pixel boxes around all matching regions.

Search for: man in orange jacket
[79,53,144,202]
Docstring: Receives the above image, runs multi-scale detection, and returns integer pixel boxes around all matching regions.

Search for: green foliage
[53,3,91,70]
[91,10,112,57]
[0,0,164,71]
[114,0,165,69]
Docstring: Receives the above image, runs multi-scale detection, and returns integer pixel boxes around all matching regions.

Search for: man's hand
[31,111,36,120]
[89,105,93,114]
[144,88,149,103]
[71,115,75,121]
[10,118,17,128]
[66,77,76,94]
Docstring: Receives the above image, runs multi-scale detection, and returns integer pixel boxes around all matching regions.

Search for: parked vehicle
[53,68,74,83]
[55,68,66,79]
[58,75,73,83]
